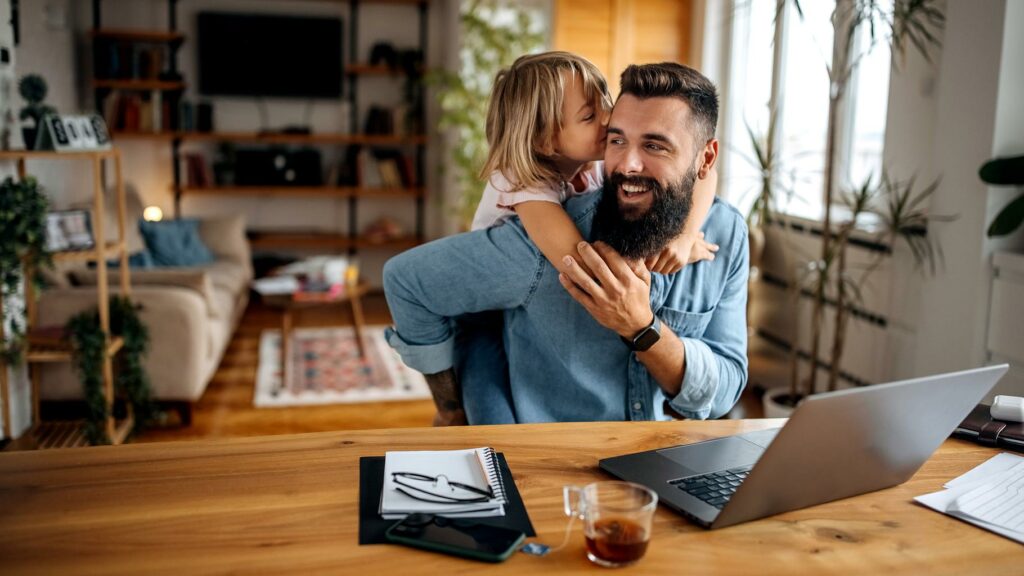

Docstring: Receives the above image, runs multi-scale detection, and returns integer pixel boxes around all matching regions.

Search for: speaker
[197,102,214,132]
[235,148,323,186]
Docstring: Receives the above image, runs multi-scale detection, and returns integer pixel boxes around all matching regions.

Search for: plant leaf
[987,193,1024,237]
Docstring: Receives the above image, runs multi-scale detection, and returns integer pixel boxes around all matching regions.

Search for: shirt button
[633,402,643,410]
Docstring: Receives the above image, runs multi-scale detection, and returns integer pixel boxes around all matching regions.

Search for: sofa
[36,207,253,424]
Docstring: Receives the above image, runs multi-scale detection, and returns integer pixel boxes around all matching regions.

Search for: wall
[911,0,1021,381]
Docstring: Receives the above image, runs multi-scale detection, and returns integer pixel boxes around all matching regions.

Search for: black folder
[358,452,536,545]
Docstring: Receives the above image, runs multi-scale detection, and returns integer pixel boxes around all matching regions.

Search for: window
[721,0,893,223]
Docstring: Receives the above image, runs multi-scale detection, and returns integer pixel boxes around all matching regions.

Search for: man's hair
[479,51,612,191]
[619,62,719,146]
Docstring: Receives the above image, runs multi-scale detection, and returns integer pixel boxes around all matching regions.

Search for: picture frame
[44,209,95,252]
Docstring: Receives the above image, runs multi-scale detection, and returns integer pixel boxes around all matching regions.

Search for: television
[197,12,343,99]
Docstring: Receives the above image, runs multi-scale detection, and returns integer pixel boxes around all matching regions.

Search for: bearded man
[384,62,749,424]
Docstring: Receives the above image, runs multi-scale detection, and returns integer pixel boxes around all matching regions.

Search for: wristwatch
[620,315,661,352]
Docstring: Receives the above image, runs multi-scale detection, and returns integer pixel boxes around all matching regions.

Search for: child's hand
[645,231,719,274]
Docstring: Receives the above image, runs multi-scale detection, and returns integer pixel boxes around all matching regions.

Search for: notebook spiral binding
[481,447,508,503]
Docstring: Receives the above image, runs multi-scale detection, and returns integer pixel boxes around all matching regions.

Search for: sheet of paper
[915,453,1024,545]
[949,461,1024,533]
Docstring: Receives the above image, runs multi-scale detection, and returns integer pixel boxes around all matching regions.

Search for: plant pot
[762,388,802,418]
[21,127,37,150]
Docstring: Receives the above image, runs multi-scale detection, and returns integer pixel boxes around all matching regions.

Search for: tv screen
[197,12,343,99]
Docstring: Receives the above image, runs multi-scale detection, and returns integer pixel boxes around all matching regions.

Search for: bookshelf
[0,150,133,447]
[92,0,431,258]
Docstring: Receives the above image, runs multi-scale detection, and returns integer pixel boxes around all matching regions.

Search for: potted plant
[979,154,1024,237]
[763,0,946,414]
[17,74,57,150]
[0,176,51,363]
[67,296,157,445]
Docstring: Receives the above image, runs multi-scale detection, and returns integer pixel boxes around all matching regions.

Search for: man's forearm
[636,322,686,398]
[425,368,467,426]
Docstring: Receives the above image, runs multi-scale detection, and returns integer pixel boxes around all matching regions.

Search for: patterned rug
[254,325,430,407]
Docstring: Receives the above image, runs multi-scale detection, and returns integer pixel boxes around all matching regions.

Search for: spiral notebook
[379,447,508,519]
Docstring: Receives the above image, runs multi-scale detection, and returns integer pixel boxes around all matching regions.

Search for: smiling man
[384,62,749,424]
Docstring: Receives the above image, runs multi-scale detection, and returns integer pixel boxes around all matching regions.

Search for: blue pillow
[103,250,155,269]
[138,219,215,267]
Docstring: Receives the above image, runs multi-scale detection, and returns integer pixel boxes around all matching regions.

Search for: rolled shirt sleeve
[666,214,750,420]
[382,223,544,375]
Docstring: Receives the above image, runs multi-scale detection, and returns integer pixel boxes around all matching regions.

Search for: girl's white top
[471,162,604,231]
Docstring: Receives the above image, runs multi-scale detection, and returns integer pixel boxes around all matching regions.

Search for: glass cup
[564,481,658,568]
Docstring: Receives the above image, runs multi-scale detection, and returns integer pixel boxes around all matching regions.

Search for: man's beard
[591,168,696,260]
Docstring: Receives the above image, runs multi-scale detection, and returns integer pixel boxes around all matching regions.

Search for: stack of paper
[916,452,1024,544]
[379,447,507,520]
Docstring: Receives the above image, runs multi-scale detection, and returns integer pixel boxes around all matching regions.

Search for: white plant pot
[762,388,799,418]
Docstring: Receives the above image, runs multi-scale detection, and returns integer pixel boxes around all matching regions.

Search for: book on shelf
[398,154,416,187]
[182,153,213,188]
[103,91,169,134]
[95,40,170,81]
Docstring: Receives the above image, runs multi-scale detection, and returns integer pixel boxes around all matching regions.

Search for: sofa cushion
[199,260,250,297]
[200,215,251,279]
[71,268,216,317]
[139,219,215,267]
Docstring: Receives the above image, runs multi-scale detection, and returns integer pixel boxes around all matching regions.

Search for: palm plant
[777,0,945,398]
[820,171,952,393]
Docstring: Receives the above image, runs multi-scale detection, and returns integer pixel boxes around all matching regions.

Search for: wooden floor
[132,293,769,443]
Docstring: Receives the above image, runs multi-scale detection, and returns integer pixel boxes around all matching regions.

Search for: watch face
[633,327,661,351]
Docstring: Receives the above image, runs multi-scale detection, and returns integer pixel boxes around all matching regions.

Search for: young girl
[472,51,718,274]
[449,51,718,425]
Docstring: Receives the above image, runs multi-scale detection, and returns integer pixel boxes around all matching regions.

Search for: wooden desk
[0,420,1021,574]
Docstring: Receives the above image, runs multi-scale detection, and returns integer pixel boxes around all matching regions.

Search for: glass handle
[563,485,584,519]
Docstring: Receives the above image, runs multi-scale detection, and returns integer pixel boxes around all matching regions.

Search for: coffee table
[258,281,369,392]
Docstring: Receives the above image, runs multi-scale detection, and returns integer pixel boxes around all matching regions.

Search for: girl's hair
[479,51,612,191]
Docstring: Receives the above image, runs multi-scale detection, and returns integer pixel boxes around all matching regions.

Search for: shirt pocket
[658,306,716,339]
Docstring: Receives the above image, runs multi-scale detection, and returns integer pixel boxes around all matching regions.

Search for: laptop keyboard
[670,466,752,509]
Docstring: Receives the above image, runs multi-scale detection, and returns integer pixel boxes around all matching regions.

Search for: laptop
[600,365,1008,529]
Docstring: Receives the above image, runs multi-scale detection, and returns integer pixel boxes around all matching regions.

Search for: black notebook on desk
[358,452,535,545]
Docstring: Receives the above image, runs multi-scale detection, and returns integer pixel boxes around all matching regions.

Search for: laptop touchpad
[658,437,765,476]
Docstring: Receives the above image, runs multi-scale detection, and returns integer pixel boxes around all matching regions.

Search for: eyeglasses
[391,472,494,504]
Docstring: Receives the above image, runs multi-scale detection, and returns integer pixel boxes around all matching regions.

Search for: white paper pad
[915,453,1024,544]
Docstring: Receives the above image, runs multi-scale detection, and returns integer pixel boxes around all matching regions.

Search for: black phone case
[385,517,525,562]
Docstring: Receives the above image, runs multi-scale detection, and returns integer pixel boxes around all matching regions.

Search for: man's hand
[557,241,655,339]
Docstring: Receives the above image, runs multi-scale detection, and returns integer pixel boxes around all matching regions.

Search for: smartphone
[385,513,526,563]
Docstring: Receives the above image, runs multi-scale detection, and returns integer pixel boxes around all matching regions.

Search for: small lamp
[143,206,163,222]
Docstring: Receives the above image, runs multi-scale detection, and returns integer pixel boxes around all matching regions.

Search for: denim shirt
[383,193,749,422]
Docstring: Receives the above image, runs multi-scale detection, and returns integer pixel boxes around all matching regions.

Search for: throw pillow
[105,250,155,269]
[138,219,215,267]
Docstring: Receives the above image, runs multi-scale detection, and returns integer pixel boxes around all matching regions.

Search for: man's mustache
[608,172,664,194]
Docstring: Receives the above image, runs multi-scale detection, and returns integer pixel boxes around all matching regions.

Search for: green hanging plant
[0,176,52,364]
[67,296,156,445]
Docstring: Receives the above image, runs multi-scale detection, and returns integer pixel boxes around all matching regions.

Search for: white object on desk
[992,395,1024,423]
[380,447,506,520]
[915,452,1024,544]
[252,276,300,295]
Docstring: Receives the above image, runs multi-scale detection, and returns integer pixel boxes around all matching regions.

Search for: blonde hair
[479,51,612,191]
